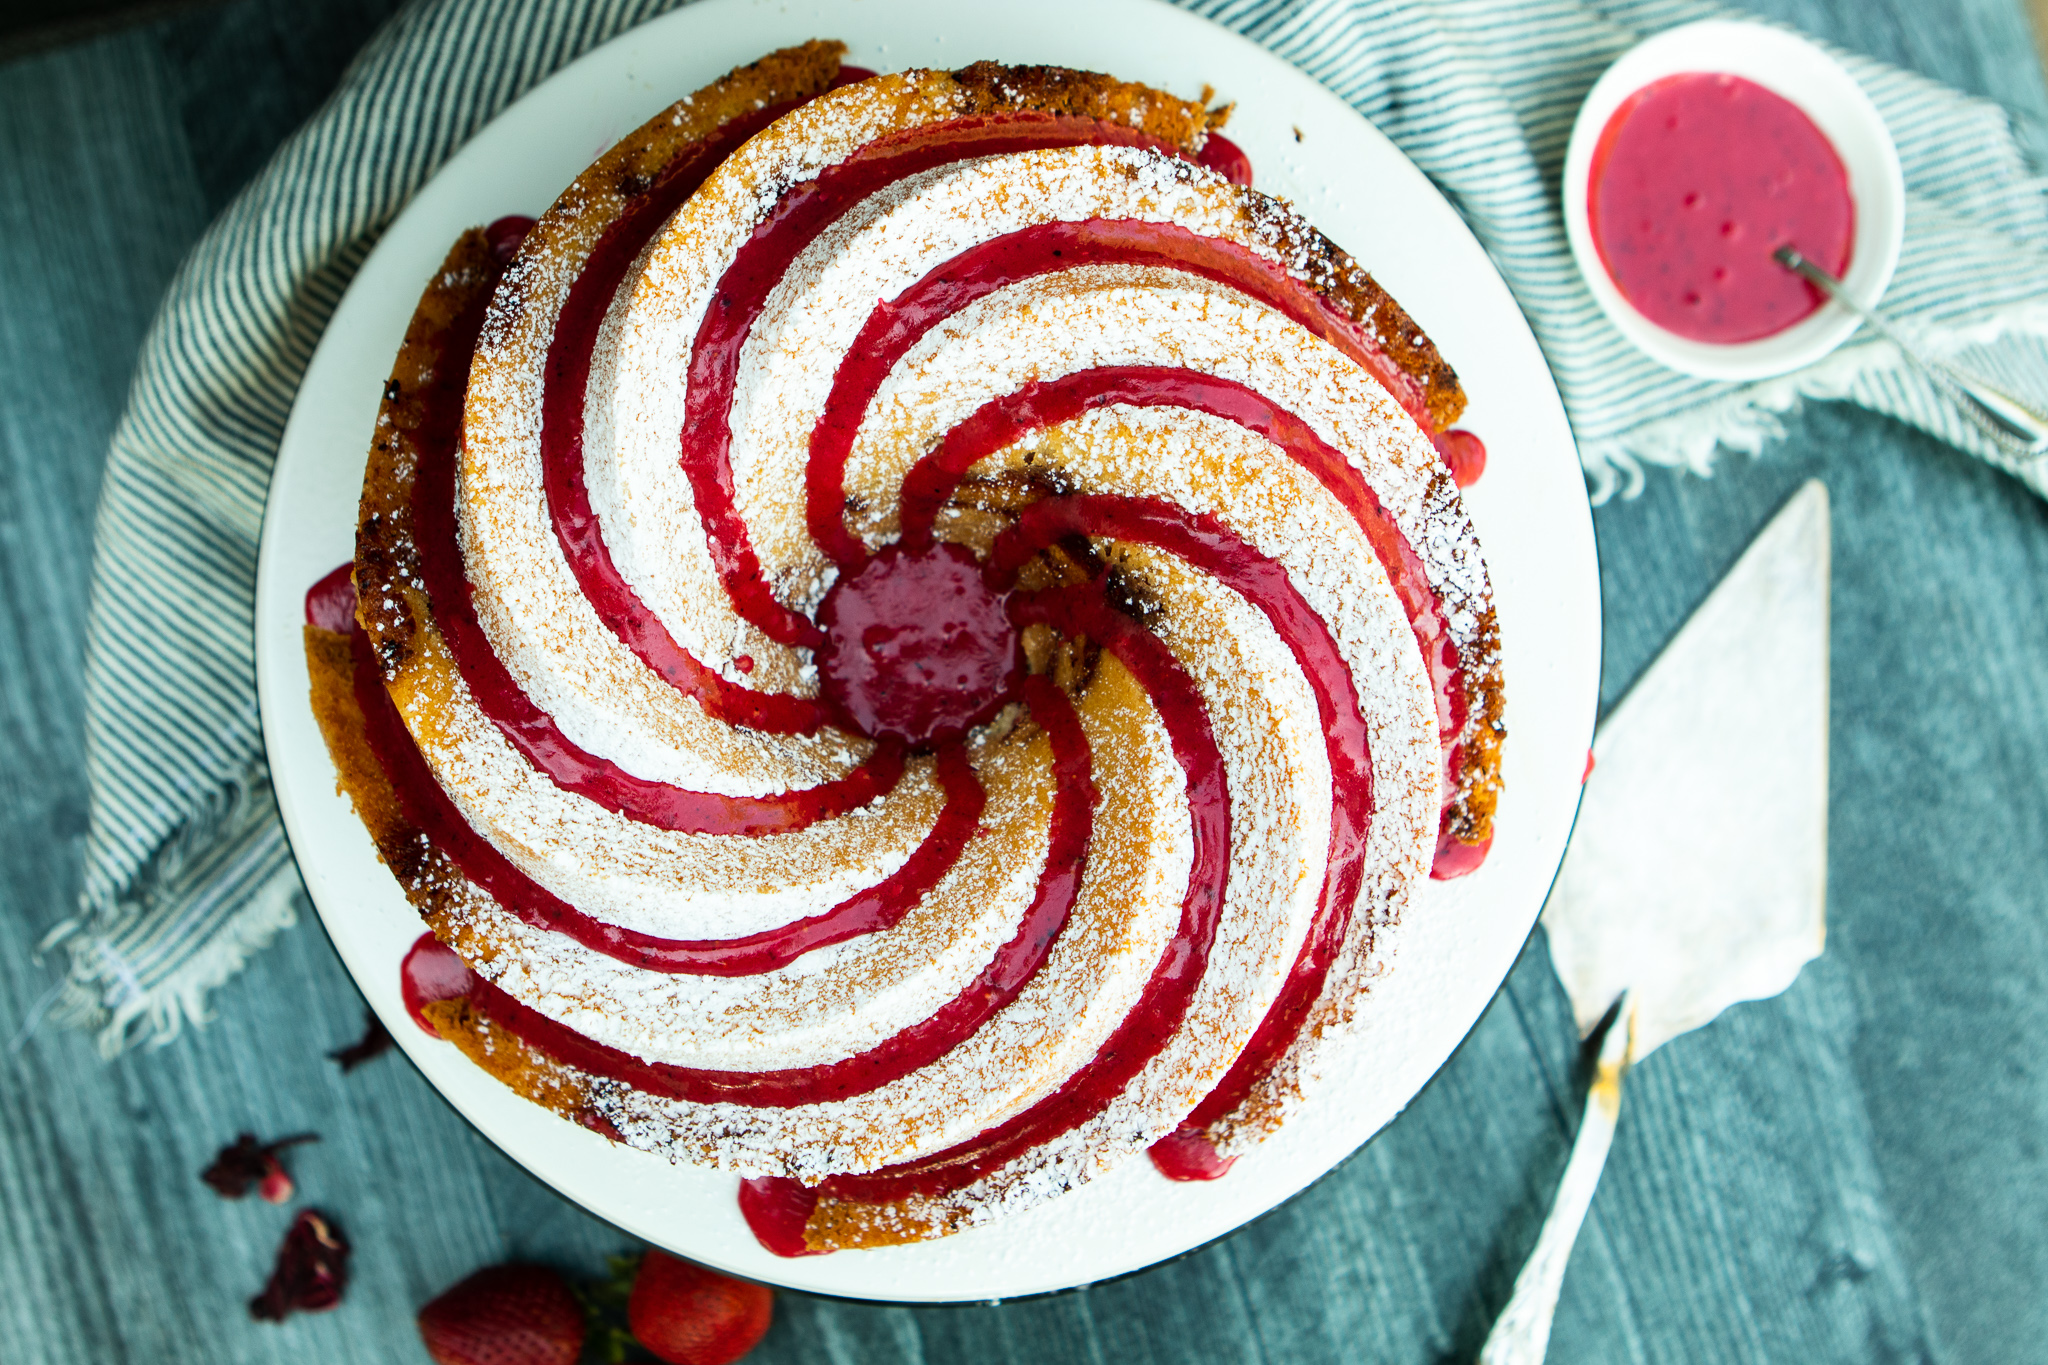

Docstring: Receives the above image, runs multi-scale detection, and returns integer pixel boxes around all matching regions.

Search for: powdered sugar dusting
[583,573,1334,1178]
[448,723,1053,1071]
[389,623,937,939]
[720,146,1253,592]
[585,73,975,661]
[498,659,1198,1176]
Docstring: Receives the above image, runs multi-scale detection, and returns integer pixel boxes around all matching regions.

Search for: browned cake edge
[306,622,613,1127]
[357,42,855,677]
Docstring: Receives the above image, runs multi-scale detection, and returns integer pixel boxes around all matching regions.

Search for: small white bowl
[1561,19,1904,381]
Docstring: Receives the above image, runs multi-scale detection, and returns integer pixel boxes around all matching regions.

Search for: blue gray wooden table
[3,1,2046,1360]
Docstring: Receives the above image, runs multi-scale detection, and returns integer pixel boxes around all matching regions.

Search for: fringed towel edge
[1581,298,2048,501]
[39,767,302,1055]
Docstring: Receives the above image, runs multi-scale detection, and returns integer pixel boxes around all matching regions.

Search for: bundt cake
[303,40,1504,1254]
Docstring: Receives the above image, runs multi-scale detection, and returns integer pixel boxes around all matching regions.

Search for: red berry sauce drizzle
[1194,131,1253,187]
[399,932,476,1036]
[328,558,1102,1101]
[1430,427,1487,488]
[1149,1124,1240,1181]
[815,541,1022,746]
[310,84,1496,1248]
[739,1176,825,1258]
[303,562,356,633]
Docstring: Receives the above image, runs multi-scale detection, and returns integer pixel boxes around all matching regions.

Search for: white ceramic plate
[1561,18,1904,381]
[254,0,1600,1303]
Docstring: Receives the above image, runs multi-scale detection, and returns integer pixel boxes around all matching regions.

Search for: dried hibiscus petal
[329,1009,396,1072]
[251,1209,350,1321]
[202,1132,319,1204]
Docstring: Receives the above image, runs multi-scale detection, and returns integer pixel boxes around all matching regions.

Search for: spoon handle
[1477,1000,1635,1365]
[1773,247,2048,459]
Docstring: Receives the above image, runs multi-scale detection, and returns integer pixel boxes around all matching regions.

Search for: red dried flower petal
[251,1210,351,1321]
[329,1009,397,1071]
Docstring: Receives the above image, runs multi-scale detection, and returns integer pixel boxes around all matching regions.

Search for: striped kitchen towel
[47,0,2048,1052]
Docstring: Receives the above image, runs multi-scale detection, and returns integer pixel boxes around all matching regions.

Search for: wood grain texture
[1,1,2045,1361]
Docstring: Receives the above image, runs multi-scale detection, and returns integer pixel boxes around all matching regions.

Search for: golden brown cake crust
[359,41,856,678]
[951,60,1218,146]
[1287,230,1468,433]
[1445,639,1506,847]
[303,622,476,943]
[353,228,495,677]
[422,997,603,1124]
[482,41,850,350]
[945,59,1465,431]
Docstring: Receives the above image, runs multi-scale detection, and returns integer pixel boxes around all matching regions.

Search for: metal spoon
[1774,246,2048,459]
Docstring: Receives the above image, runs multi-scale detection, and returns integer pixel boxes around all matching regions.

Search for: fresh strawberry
[627,1250,773,1365]
[417,1263,585,1365]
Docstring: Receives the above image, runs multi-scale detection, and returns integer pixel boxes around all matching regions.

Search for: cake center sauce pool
[815,541,1022,749]
[1589,71,1854,344]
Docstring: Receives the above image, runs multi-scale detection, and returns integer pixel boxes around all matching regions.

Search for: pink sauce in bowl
[1589,72,1853,344]
[1562,19,1904,381]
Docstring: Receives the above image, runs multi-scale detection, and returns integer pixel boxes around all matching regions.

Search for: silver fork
[1774,245,2048,461]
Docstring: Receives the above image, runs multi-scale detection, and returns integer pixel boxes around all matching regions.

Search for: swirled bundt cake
[303,40,1505,1254]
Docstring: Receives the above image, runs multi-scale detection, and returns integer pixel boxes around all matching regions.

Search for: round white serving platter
[1561,18,1905,381]
[254,0,1600,1303]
